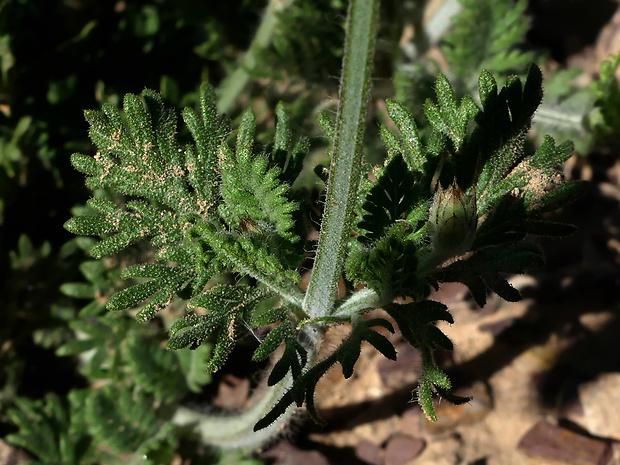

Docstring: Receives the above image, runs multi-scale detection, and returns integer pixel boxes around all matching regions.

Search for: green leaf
[385,301,453,352]
[442,0,533,78]
[107,264,196,321]
[424,74,479,152]
[182,82,227,205]
[437,242,545,307]
[167,285,271,373]
[317,111,336,140]
[6,394,88,465]
[188,222,303,306]
[256,316,395,428]
[217,107,299,243]
[346,222,422,300]
[384,99,425,172]
[124,332,187,402]
[590,52,620,143]
[79,385,176,458]
[356,153,421,243]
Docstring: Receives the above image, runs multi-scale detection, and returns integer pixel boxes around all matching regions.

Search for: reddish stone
[384,434,426,465]
[355,439,381,465]
[261,442,329,465]
[517,420,612,465]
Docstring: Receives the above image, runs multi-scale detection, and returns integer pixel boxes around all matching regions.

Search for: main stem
[303,0,380,319]
[173,0,381,450]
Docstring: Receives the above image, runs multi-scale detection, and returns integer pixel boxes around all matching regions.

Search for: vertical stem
[179,1,382,447]
[303,0,380,319]
[217,0,295,114]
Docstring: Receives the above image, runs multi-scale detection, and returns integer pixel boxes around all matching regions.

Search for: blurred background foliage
[0,0,345,462]
[0,0,618,463]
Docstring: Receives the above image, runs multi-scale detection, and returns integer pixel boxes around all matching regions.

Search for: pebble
[384,434,426,465]
[355,439,381,465]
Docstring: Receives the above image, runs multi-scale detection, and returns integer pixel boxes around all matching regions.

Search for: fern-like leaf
[437,241,545,307]
[442,0,534,79]
[106,263,196,321]
[218,108,299,243]
[167,285,271,373]
[74,386,176,462]
[346,223,423,300]
[356,153,421,243]
[251,306,307,385]
[384,300,468,421]
[6,394,87,465]
[255,316,395,429]
[424,74,480,152]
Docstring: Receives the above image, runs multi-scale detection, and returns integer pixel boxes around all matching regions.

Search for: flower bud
[427,180,477,257]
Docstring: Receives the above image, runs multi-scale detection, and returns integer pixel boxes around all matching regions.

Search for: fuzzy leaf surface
[167,285,271,373]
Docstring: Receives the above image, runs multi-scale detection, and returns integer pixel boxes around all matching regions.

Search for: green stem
[332,287,385,318]
[217,0,295,114]
[172,324,323,450]
[181,0,382,449]
[303,0,380,319]
[172,373,295,451]
[534,104,587,133]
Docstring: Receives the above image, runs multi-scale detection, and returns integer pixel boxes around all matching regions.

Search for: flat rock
[410,434,462,465]
[355,439,382,465]
[261,441,330,465]
[384,434,426,465]
[517,420,612,465]
[579,373,620,441]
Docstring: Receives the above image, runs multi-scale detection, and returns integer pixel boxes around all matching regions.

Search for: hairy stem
[217,0,295,114]
[174,1,382,449]
[172,374,295,451]
[332,287,385,318]
[303,0,380,319]
[171,324,323,451]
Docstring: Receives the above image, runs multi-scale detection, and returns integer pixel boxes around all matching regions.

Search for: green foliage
[385,300,471,421]
[61,63,584,436]
[6,393,88,465]
[167,285,271,373]
[217,107,299,242]
[343,65,583,418]
[590,53,620,143]
[346,222,423,300]
[251,304,308,386]
[356,153,421,243]
[65,82,307,324]
[438,241,545,306]
[442,0,534,79]
[255,315,396,429]
[6,0,615,461]
[257,0,346,83]
[6,387,177,465]
[57,256,213,398]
